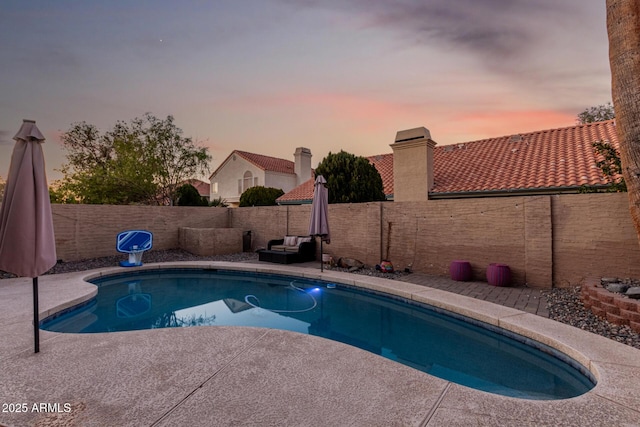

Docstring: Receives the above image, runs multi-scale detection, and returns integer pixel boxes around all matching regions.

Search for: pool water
[41,269,595,400]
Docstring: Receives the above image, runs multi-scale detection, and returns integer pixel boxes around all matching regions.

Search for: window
[238,172,257,195]
[212,182,218,194]
[243,171,253,193]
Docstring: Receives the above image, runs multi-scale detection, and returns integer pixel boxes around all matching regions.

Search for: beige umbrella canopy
[308,175,330,272]
[0,119,57,353]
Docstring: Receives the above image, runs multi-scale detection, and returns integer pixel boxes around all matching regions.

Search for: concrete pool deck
[0,262,639,426]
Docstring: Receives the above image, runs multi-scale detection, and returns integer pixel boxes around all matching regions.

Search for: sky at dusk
[0,0,612,183]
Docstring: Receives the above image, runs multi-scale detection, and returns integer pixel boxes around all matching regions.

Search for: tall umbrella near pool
[308,175,330,272]
[0,120,57,353]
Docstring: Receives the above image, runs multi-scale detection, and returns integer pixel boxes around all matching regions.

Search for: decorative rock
[625,287,640,299]
[601,277,621,284]
[338,257,364,270]
[607,283,630,293]
[623,278,640,286]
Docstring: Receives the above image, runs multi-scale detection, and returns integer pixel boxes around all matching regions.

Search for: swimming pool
[41,268,595,400]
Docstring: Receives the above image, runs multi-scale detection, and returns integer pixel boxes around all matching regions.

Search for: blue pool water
[41,269,595,400]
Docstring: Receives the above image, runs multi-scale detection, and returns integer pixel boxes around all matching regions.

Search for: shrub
[314,150,385,203]
[209,196,228,207]
[175,184,209,206]
[239,186,284,207]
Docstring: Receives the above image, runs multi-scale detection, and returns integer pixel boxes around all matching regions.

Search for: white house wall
[265,172,297,194]
[210,157,265,206]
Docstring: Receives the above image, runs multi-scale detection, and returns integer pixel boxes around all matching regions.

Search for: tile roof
[366,153,394,196]
[209,150,296,179]
[432,119,619,194]
[234,150,295,174]
[277,120,620,203]
[276,177,316,204]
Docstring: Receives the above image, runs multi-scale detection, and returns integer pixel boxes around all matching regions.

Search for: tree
[577,102,616,124]
[58,114,210,205]
[0,175,5,201]
[579,140,627,193]
[175,184,208,206]
[58,126,160,204]
[137,114,211,205]
[607,0,640,245]
[314,150,385,204]
[49,180,79,204]
[239,186,284,207]
[592,141,627,192]
[576,105,626,193]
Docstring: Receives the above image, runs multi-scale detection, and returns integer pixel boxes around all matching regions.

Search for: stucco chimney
[390,127,436,202]
[294,147,312,185]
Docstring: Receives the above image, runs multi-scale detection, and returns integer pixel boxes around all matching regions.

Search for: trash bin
[243,231,252,252]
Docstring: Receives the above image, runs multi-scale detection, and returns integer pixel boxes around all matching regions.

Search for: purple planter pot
[487,263,511,287]
[450,260,472,281]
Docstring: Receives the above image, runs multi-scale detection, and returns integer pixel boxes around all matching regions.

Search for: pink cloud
[205,91,581,148]
[218,91,427,133]
[448,110,577,141]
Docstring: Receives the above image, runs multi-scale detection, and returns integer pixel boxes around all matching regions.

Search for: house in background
[277,119,620,204]
[209,147,312,207]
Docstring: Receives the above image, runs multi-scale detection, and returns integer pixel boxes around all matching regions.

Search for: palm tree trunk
[607,0,640,245]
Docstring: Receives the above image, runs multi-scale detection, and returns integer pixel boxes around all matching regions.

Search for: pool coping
[1,261,640,425]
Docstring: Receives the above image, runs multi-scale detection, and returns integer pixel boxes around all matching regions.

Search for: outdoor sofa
[258,235,316,264]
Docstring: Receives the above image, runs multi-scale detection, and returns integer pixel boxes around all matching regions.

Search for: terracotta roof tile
[235,150,295,174]
[432,120,619,193]
[367,153,394,196]
[277,177,316,203]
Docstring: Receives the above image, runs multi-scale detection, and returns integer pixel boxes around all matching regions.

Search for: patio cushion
[297,236,312,246]
[284,235,298,246]
[270,245,299,252]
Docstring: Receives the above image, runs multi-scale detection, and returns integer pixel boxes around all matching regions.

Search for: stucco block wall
[229,206,290,252]
[229,205,315,252]
[285,205,313,237]
[36,192,640,288]
[524,196,553,287]
[551,193,640,286]
[179,227,242,256]
[318,203,381,264]
[52,205,228,261]
[381,198,528,284]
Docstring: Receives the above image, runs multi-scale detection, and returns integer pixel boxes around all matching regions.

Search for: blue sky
[0,1,612,182]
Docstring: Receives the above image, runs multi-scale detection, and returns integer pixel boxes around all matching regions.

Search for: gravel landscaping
[543,286,640,350]
[2,249,639,351]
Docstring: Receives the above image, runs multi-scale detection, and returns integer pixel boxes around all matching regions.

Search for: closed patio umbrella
[308,175,330,272]
[0,119,57,353]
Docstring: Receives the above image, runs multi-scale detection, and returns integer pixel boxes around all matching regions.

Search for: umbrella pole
[33,277,39,353]
[320,239,323,272]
